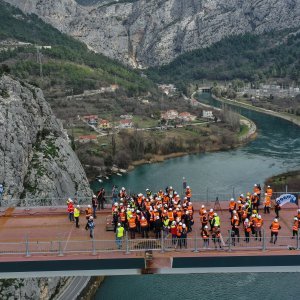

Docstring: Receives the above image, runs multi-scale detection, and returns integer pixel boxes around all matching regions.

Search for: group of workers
[66,183,300,248]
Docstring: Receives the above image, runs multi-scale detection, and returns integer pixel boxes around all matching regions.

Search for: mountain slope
[147,29,300,87]
[4,0,300,67]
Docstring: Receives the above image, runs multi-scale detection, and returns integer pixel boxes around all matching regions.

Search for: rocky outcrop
[4,0,300,67]
[0,277,70,300]
[0,75,91,205]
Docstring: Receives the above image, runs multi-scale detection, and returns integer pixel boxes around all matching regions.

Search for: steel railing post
[125,231,130,254]
[297,229,300,250]
[193,231,199,253]
[25,234,31,257]
[58,240,64,256]
[161,230,165,253]
[228,230,232,252]
[262,229,266,251]
[92,238,96,255]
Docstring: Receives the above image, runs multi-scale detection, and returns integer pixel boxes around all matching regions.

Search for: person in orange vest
[201,225,210,248]
[212,225,222,249]
[200,210,208,230]
[231,215,240,246]
[254,215,263,241]
[140,216,149,238]
[266,185,273,199]
[229,198,236,218]
[67,199,74,222]
[263,193,271,214]
[251,193,259,212]
[292,217,298,239]
[243,218,251,243]
[167,208,174,222]
[270,218,281,244]
[186,186,192,201]
[128,216,137,239]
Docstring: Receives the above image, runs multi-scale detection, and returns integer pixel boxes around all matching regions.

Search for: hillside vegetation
[147,29,300,91]
[0,0,154,96]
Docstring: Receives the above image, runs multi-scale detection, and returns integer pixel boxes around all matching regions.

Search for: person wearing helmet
[274,201,281,219]
[181,223,188,248]
[112,208,119,233]
[87,216,95,239]
[116,223,125,249]
[254,215,263,241]
[186,186,192,201]
[201,225,210,248]
[229,198,236,218]
[74,205,80,228]
[154,215,163,239]
[67,199,75,222]
[292,217,299,239]
[243,218,251,243]
[270,218,281,244]
[231,215,240,246]
[212,225,222,249]
[140,216,149,238]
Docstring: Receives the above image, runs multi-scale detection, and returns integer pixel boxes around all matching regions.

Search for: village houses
[119,119,133,129]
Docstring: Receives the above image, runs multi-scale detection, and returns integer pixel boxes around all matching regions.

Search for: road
[56,276,90,300]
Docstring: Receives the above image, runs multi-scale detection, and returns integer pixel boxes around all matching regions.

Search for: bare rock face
[0,277,71,300]
[4,0,300,67]
[0,75,91,205]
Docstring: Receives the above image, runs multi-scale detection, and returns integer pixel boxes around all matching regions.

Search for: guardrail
[1,230,299,257]
[0,191,299,208]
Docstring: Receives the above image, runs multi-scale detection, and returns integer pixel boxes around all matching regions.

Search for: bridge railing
[0,230,299,257]
[0,191,299,208]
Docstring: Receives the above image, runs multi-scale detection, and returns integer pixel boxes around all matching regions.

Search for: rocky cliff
[0,277,71,300]
[4,0,300,67]
[0,75,91,205]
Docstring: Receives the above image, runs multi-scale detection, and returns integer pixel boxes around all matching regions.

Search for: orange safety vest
[176,225,183,237]
[128,218,136,229]
[208,212,214,220]
[140,219,148,227]
[167,211,174,221]
[271,222,280,233]
[187,205,193,214]
[267,188,273,197]
[186,188,192,198]
[244,223,251,232]
[229,202,236,210]
[293,221,298,231]
[255,219,263,228]
[120,212,126,222]
[264,196,271,206]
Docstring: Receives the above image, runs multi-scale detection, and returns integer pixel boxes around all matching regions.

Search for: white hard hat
[189,202,192,205]
[274,218,278,222]
[233,210,236,214]
[184,197,187,200]
[257,215,262,219]
[89,216,93,220]
[254,193,257,196]
[88,205,91,208]
[172,221,176,225]
[233,216,237,220]
[118,223,121,226]
[114,202,118,206]
[156,216,160,220]
[203,210,207,213]
[214,213,217,216]
[179,222,182,225]
[77,205,80,208]
[204,225,208,229]
[230,198,234,201]
[169,186,173,189]
[245,218,249,222]
[294,217,298,221]
[240,194,244,197]
[93,195,96,198]
[210,209,213,212]
[182,224,186,228]
[254,184,257,187]
[267,185,270,188]
[201,205,205,208]
[168,208,172,211]
[298,209,300,212]
[121,187,125,190]
[114,208,117,212]
[187,186,190,189]
[237,201,241,204]
[131,208,134,212]
[136,210,140,213]
[141,217,145,220]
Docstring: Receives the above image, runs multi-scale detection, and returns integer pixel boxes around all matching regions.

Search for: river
[91,93,300,197]
[93,93,300,299]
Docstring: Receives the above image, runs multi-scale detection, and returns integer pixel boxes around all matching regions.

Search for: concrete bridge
[1,202,300,278]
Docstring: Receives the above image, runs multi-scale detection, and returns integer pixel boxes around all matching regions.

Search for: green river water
[94,94,300,300]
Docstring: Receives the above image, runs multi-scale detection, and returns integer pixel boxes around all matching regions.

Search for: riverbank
[211,94,300,127]
[265,170,300,192]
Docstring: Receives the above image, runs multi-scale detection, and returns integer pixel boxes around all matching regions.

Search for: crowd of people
[65,184,300,249]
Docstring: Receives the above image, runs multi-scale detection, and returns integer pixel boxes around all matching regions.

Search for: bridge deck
[0,201,298,264]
